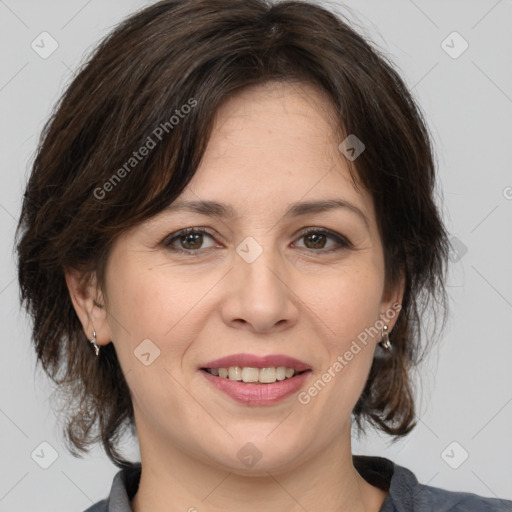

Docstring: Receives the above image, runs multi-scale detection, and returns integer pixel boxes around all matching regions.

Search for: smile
[201,367,312,405]
[203,366,306,384]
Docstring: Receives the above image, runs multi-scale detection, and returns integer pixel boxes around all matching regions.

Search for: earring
[89,330,100,357]
[379,325,392,350]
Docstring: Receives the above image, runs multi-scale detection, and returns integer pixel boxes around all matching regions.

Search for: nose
[219,242,300,334]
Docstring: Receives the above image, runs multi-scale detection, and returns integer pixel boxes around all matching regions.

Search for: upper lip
[201,353,311,372]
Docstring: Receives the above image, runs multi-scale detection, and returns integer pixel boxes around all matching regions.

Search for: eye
[163,227,218,254]
[293,228,352,253]
[163,226,351,256]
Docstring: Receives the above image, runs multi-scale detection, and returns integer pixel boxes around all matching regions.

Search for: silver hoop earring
[379,325,392,350]
[89,330,100,357]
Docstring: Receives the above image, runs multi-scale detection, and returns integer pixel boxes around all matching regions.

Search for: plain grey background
[1,0,511,510]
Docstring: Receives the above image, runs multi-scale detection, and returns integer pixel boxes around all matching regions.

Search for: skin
[66,80,404,512]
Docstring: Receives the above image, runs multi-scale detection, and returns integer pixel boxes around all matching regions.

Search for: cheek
[320,264,384,337]
[306,270,382,422]
[105,260,215,360]
[311,264,383,398]
[104,263,203,412]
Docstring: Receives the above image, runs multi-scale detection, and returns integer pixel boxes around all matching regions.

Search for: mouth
[199,354,312,404]
[199,366,312,405]
[200,367,311,385]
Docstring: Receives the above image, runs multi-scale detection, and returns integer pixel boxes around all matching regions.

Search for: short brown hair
[16,0,450,469]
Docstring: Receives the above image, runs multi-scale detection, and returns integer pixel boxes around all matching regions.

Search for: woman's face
[80,81,403,474]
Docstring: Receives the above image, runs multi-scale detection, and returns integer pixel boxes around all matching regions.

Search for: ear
[64,268,112,347]
[379,271,405,333]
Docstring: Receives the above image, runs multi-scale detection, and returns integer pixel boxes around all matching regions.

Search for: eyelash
[163,227,352,256]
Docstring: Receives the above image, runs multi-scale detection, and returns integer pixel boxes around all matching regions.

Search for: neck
[131,423,388,512]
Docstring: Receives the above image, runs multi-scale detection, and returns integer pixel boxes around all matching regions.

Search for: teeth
[259,367,277,383]
[228,366,242,380]
[276,366,286,381]
[285,368,295,379]
[241,367,259,382]
[206,366,300,384]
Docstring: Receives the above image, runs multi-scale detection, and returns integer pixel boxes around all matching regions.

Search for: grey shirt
[83,455,512,511]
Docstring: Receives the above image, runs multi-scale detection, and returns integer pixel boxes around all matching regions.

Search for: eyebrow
[164,198,369,228]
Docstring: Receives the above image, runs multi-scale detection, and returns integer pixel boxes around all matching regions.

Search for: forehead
[212,80,341,143]
[175,80,373,222]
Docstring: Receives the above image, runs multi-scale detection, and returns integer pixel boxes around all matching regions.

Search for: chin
[204,436,309,476]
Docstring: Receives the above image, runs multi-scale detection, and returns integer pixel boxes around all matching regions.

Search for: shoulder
[80,462,142,512]
[354,455,512,511]
[413,482,512,511]
[391,461,512,511]
[82,499,109,512]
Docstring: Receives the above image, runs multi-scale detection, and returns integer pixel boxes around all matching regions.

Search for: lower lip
[200,369,312,405]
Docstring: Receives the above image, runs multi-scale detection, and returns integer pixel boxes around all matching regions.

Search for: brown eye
[295,228,351,253]
[178,232,204,250]
[303,232,327,249]
[164,228,217,254]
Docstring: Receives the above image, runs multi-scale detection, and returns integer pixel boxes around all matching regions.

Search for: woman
[15,0,512,510]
